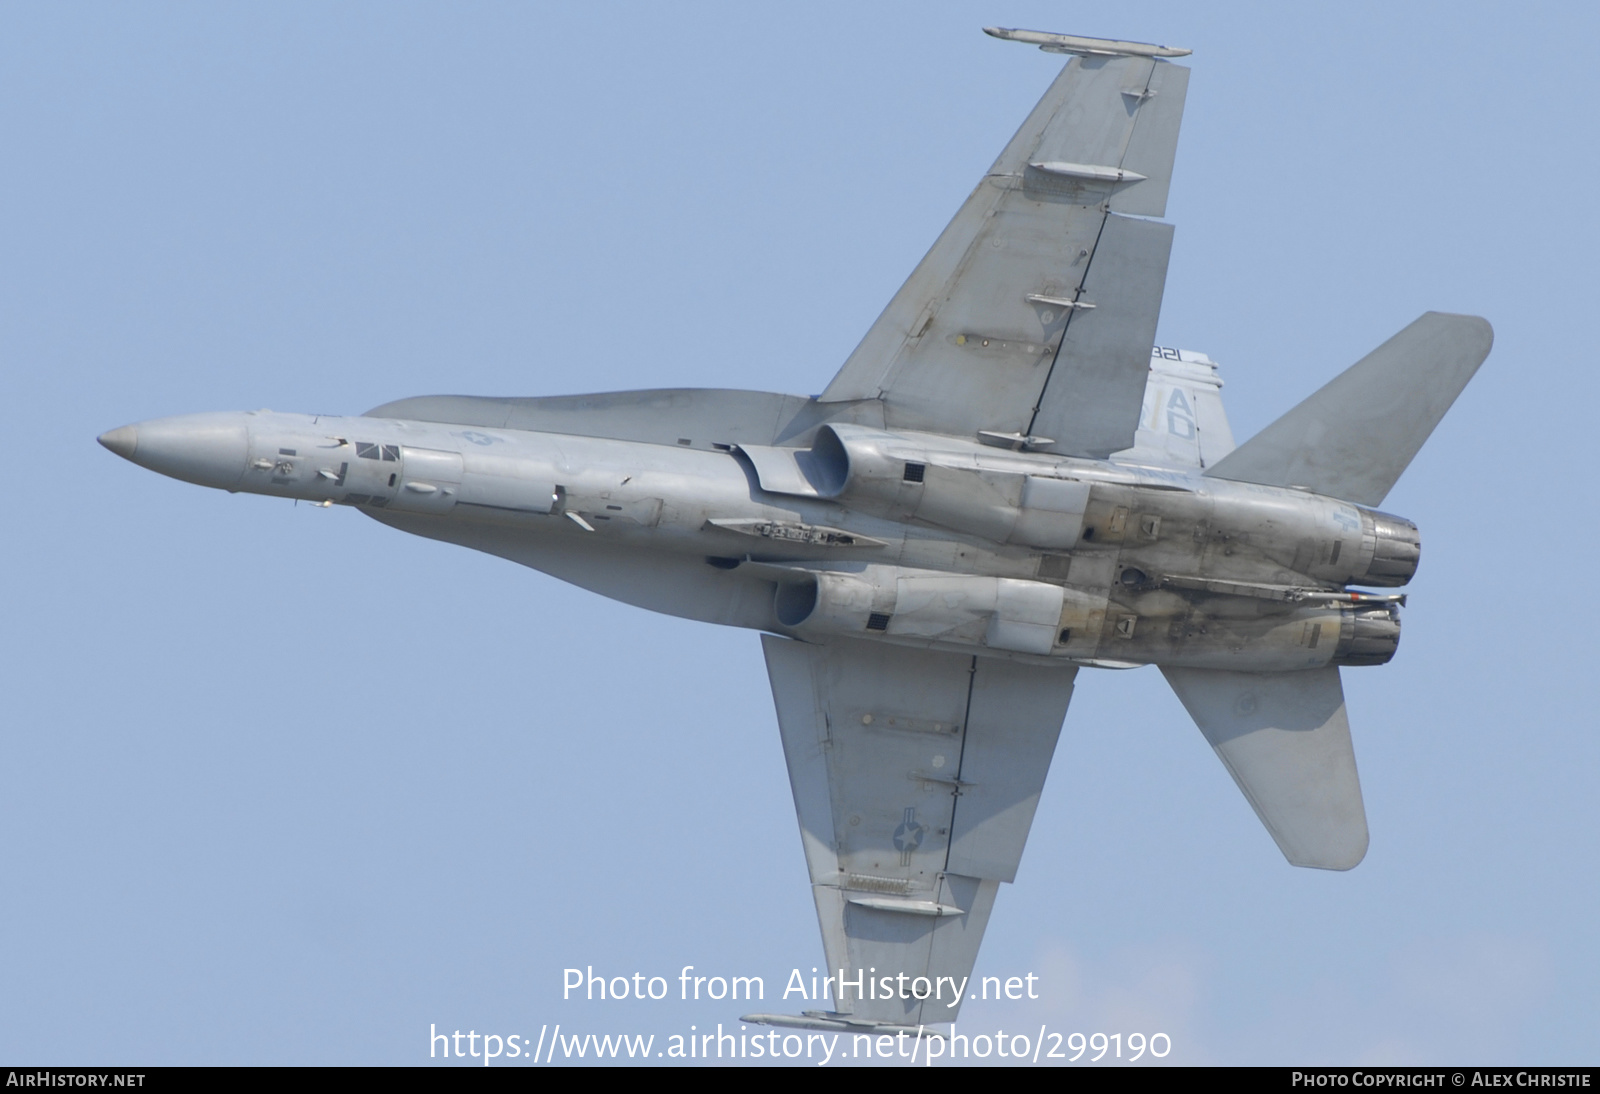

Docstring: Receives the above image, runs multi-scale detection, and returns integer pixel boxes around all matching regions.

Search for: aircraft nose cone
[99,413,250,491]
[98,425,139,460]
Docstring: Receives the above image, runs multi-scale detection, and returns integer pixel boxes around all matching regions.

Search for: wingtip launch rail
[984,26,1192,59]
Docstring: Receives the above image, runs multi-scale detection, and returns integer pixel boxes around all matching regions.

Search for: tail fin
[1203,312,1492,506]
[1114,347,1237,471]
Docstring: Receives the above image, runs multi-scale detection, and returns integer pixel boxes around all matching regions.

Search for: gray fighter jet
[98,28,1491,1035]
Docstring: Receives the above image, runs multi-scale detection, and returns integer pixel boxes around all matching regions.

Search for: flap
[1028,214,1175,457]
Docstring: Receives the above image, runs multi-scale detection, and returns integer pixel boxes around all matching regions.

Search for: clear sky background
[2,2,1596,1067]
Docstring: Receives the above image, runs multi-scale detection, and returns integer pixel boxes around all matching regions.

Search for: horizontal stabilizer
[1161,666,1368,870]
[1204,312,1492,506]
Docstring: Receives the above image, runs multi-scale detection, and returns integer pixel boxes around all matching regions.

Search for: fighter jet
[98,28,1491,1035]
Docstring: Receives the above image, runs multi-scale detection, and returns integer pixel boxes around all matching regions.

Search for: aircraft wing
[819,47,1189,457]
[756,635,1076,1030]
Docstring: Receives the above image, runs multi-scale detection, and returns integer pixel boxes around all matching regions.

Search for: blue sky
[2,2,1596,1065]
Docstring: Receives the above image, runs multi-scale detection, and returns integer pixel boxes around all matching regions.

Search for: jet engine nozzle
[98,413,249,492]
[1333,603,1402,666]
[1358,509,1421,587]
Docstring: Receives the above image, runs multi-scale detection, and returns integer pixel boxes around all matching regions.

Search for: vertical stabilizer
[1113,347,1236,469]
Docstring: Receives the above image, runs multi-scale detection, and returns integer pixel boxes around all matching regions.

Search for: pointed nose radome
[96,413,250,491]
[98,425,139,460]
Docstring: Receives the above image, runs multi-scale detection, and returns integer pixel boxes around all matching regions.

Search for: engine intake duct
[1359,509,1420,587]
[1333,603,1402,667]
[772,565,1077,656]
[796,425,1089,548]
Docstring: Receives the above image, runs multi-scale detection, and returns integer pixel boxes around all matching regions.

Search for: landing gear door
[390,447,463,514]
